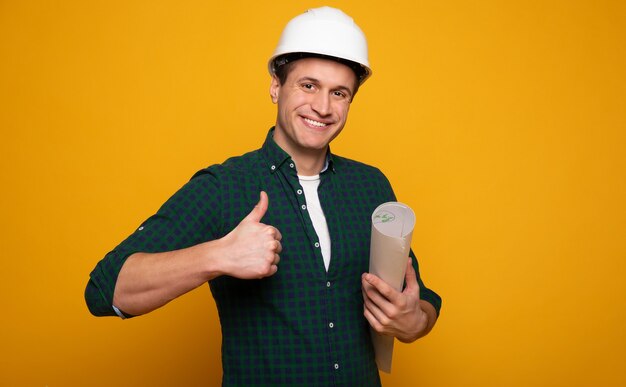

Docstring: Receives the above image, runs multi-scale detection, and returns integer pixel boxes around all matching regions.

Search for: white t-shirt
[298,174,331,271]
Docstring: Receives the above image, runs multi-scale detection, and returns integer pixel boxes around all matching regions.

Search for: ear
[269,75,280,104]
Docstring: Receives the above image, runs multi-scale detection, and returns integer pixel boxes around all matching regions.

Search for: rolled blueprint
[368,202,416,373]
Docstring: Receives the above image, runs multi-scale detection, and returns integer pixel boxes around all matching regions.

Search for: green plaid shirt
[86,128,442,386]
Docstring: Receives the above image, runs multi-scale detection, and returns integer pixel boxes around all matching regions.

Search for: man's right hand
[218,191,282,279]
[112,191,282,315]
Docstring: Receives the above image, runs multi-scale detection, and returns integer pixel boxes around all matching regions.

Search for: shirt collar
[261,127,336,174]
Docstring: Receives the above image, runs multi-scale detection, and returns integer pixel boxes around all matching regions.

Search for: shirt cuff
[112,304,128,319]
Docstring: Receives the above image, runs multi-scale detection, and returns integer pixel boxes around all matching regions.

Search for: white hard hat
[268,7,372,84]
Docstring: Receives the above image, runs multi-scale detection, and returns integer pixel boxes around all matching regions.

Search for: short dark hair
[272,53,365,97]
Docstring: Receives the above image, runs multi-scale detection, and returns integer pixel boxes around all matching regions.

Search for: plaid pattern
[85,128,442,386]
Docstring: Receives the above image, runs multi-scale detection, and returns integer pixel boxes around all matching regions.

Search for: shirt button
[297,189,303,195]
[138,226,144,231]
[326,281,331,287]
[270,165,276,171]
[334,363,339,370]
[301,204,306,210]
[314,242,320,248]
[289,163,295,168]
[329,322,334,328]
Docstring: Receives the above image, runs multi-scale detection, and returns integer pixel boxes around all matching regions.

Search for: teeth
[304,118,327,127]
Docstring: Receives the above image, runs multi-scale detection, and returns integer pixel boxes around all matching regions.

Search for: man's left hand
[362,258,434,343]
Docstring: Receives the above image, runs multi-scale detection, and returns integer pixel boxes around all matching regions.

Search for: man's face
[270,57,357,159]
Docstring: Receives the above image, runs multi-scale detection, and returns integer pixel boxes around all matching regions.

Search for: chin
[299,141,328,151]
[301,135,333,149]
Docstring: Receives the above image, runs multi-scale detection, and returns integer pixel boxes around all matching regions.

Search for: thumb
[404,258,419,295]
[244,191,268,223]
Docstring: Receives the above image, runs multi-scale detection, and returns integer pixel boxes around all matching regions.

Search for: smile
[303,117,328,128]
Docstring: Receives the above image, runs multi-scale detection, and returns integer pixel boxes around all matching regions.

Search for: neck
[292,151,326,176]
[272,127,329,176]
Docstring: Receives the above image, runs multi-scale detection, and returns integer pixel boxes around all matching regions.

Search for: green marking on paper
[374,210,395,224]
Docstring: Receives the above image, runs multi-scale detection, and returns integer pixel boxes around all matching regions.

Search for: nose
[311,92,331,117]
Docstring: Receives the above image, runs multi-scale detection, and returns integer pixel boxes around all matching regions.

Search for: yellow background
[1,0,625,386]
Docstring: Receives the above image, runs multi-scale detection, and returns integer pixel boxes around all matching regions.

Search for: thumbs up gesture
[219,191,282,279]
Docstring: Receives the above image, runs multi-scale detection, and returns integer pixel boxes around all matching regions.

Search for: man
[86,7,441,385]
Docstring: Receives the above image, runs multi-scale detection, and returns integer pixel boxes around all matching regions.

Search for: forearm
[112,239,225,316]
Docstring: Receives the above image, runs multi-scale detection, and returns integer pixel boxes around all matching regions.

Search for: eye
[301,83,315,91]
[332,90,351,101]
